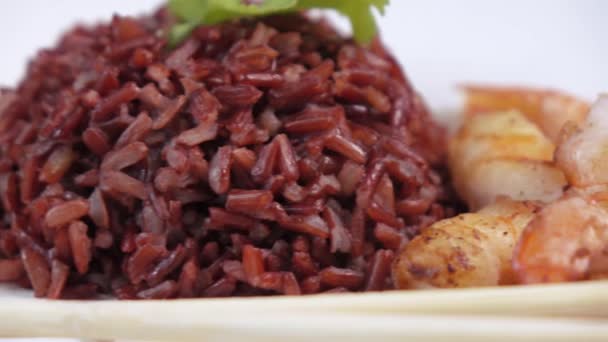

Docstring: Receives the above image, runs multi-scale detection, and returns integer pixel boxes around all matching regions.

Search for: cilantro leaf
[168,0,389,46]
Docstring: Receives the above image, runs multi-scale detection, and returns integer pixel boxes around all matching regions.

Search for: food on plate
[393,88,595,289]
[554,94,608,188]
[0,0,603,299]
[514,95,608,283]
[392,197,538,289]
[0,1,461,299]
[462,85,590,142]
[513,193,608,284]
[448,110,566,210]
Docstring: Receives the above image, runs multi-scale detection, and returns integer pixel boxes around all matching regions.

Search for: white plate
[0,1,606,341]
[1,281,608,341]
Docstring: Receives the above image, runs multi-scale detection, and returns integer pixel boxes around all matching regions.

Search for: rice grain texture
[0,9,458,299]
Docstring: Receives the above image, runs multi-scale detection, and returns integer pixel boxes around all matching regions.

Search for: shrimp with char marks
[392,198,538,289]
[392,87,591,289]
[462,85,589,142]
[448,110,566,210]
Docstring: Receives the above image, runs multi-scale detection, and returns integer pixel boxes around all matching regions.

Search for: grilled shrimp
[448,110,566,210]
[514,95,608,283]
[462,85,589,142]
[393,198,538,289]
[392,88,589,289]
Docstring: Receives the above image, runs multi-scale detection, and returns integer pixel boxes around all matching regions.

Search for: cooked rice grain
[0,9,459,299]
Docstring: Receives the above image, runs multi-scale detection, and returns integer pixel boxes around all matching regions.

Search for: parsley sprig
[168,0,389,45]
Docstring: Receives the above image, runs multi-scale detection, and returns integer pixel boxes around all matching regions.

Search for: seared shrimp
[449,110,566,210]
[514,94,608,283]
[393,198,538,289]
[393,87,599,289]
[513,193,608,283]
[462,85,589,142]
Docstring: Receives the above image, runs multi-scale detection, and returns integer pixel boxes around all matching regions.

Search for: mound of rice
[0,8,458,299]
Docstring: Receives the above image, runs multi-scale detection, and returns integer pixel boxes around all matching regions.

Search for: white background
[0,1,606,341]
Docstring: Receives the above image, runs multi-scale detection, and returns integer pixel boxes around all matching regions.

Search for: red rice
[0,9,459,299]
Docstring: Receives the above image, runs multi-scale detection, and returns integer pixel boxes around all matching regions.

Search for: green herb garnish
[168,0,389,46]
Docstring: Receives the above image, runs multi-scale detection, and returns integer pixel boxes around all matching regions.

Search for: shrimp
[392,88,585,290]
[514,94,608,283]
[513,193,608,283]
[448,110,566,210]
[462,85,590,142]
[554,94,608,188]
[392,198,538,289]
[392,89,608,288]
